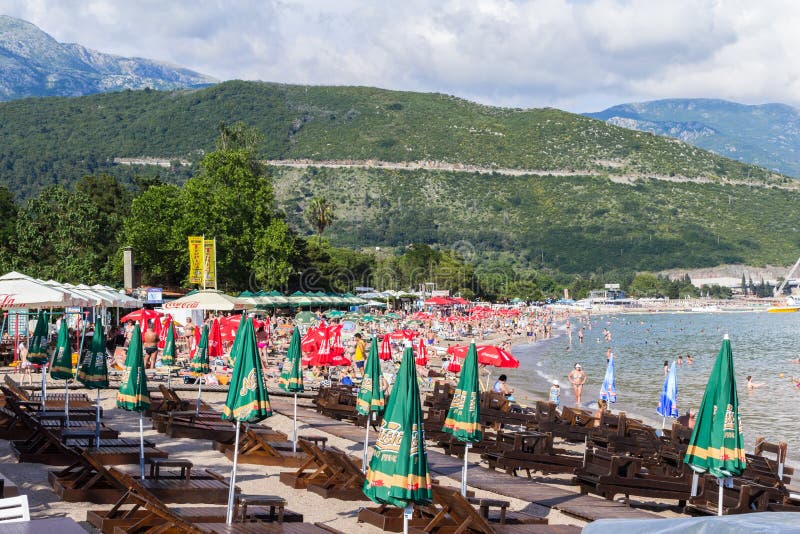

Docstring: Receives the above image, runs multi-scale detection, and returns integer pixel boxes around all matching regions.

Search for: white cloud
[1,0,798,111]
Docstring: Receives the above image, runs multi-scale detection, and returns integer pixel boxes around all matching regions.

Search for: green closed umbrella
[684,334,746,515]
[278,327,304,452]
[27,311,50,413]
[161,318,176,388]
[190,324,210,415]
[116,323,150,479]
[357,337,386,471]
[222,317,272,524]
[294,311,318,325]
[442,341,483,496]
[77,318,109,444]
[50,320,75,428]
[364,346,431,532]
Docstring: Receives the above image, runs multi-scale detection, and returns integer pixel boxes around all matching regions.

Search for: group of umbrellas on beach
[25,307,748,525]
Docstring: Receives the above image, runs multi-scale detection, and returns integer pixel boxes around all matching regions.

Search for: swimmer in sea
[746,375,764,390]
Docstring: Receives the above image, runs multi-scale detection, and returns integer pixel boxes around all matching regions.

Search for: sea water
[505,311,800,464]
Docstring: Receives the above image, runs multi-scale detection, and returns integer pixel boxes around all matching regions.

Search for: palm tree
[305,197,336,245]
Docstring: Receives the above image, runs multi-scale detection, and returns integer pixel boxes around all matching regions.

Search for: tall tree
[0,186,17,271]
[305,197,336,245]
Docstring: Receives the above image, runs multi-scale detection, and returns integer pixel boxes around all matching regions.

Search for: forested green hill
[0,81,788,199]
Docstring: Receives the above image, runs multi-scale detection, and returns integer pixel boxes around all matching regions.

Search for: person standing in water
[568,363,587,406]
[549,380,561,407]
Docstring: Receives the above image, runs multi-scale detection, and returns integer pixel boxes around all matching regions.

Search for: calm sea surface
[505,311,800,464]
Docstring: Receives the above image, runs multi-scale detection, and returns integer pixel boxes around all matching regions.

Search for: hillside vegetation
[272,166,800,274]
[0,81,789,199]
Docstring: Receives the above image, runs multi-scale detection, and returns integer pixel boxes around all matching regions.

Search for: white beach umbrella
[163,290,252,312]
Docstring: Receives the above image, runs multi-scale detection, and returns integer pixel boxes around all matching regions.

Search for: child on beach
[549,380,561,407]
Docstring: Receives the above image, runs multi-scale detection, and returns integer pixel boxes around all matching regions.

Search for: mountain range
[0,15,215,100]
[587,99,800,178]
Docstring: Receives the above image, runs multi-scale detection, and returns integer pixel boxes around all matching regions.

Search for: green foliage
[0,81,786,201]
[304,197,336,244]
[0,186,16,271]
[12,185,104,281]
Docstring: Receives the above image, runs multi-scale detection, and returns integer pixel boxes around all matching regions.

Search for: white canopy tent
[163,290,251,312]
[0,272,90,309]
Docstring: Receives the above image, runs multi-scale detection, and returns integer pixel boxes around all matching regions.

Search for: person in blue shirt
[493,374,514,397]
[549,380,561,407]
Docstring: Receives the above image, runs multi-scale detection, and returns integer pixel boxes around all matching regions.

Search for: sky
[2,0,799,112]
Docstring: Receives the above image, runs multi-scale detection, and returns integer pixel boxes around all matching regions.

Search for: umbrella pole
[690,472,699,497]
[293,393,298,453]
[41,364,47,415]
[196,376,203,416]
[461,442,471,496]
[95,388,101,447]
[362,412,370,473]
[226,420,241,525]
[139,411,145,479]
[65,379,70,429]
[717,478,723,516]
[403,504,413,534]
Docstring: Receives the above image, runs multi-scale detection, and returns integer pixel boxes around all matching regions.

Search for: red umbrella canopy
[446,345,520,368]
[388,329,419,341]
[415,338,428,366]
[190,327,201,358]
[424,296,455,306]
[120,309,163,323]
[379,334,393,361]
[410,311,433,320]
[219,315,264,343]
[208,318,224,357]
[329,324,345,357]
[157,316,171,349]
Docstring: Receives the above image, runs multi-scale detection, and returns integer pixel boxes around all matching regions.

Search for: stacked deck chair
[481,429,584,477]
[279,439,341,489]
[313,384,360,423]
[686,437,800,515]
[223,426,309,467]
[4,375,94,410]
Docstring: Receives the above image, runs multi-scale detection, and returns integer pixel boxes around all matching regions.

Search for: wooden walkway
[271,398,660,523]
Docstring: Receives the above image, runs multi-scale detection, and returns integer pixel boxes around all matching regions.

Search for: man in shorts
[143,321,159,369]
[353,333,366,371]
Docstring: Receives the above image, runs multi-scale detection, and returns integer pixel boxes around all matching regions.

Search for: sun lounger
[408,484,575,534]
[87,469,321,533]
[575,447,692,505]
[50,450,236,505]
[685,474,784,515]
[306,446,368,500]
[279,439,340,489]
[482,430,584,477]
[5,375,92,407]
[313,385,360,423]
[224,426,308,467]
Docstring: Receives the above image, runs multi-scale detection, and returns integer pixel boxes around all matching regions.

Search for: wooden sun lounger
[0,393,117,441]
[224,427,308,467]
[154,385,212,413]
[152,410,221,434]
[306,446,367,500]
[408,485,577,534]
[482,430,584,477]
[2,382,101,417]
[88,469,321,533]
[685,474,784,515]
[575,447,692,505]
[5,375,92,407]
[313,385,360,423]
[49,450,236,505]
[279,439,339,489]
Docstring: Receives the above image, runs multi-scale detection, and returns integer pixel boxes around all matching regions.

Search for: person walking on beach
[568,363,587,406]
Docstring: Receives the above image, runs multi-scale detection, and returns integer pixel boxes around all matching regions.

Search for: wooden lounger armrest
[205,469,226,482]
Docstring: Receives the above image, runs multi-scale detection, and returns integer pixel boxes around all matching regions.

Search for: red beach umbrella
[415,338,428,366]
[157,316,171,349]
[446,345,520,368]
[120,309,163,323]
[208,318,224,358]
[379,334,392,361]
[388,329,418,341]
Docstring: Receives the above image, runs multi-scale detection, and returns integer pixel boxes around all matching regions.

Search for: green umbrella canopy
[190,325,210,376]
[77,318,109,389]
[222,318,272,423]
[161,320,176,366]
[442,342,482,442]
[684,336,746,478]
[279,327,304,393]
[356,337,386,416]
[27,311,50,364]
[116,324,150,412]
[294,311,318,324]
[363,346,432,507]
[49,320,74,380]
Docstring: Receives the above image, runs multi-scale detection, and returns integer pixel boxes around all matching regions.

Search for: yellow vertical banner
[188,236,204,284]
[203,238,217,288]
